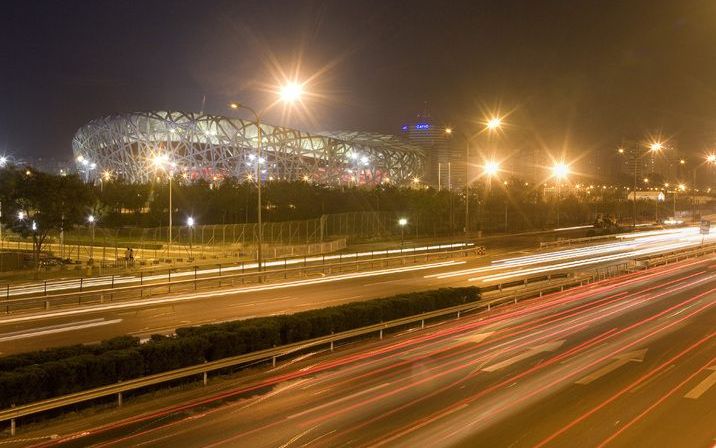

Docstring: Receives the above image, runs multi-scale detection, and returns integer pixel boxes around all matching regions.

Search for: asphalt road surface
[17,252,716,448]
[1,227,713,356]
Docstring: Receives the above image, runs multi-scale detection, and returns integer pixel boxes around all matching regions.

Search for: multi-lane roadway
[1,227,713,356]
[20,246,716,447]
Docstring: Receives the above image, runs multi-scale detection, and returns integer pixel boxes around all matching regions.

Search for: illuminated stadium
[72,111,426,185]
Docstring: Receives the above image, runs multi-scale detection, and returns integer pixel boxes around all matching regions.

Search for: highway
[18,250,716,447]
[1,227,714,356]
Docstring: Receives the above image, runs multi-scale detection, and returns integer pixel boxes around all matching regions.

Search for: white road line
[0,319,122,342]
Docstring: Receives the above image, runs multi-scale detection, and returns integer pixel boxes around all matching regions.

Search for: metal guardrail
[0,274,594,434]
[539,233,621,249]
[1,246,484,314]
[636,242,716,269]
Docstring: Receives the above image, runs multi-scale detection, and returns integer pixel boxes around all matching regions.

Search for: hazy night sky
[2,0,716,166]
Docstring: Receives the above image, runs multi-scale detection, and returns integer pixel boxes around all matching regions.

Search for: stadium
[72,111,426,186]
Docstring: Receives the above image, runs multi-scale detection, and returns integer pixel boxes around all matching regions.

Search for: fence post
[79,277,83,292]
[117,391,123,407]
[203,360,208,386]
[9,405,15,436]
[194,266,198,290]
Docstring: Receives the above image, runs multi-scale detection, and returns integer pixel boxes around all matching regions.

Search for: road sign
[700,220,711,235]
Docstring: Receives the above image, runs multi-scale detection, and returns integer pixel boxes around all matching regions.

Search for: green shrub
[0,287,478,408]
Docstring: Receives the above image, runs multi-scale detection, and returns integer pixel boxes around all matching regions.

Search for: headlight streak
[361,287,716,448]
[0,260,465,325]
[6,243,474,297]
[425,227,713,282]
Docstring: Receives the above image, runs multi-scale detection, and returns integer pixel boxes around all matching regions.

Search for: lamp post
[87,215,96,262]
[0,156,6,249]
[551,162,569,228]
[187,216,195,258]
[656,191,664,224]
[230,81,304,272]
[445,116,503,235]
[153,155,176,257]
[398,217,408,247]
[619,142,664,228]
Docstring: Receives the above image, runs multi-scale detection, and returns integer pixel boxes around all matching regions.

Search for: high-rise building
[400,109,460,189]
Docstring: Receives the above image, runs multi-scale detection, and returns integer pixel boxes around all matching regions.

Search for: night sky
[2,0,716,165]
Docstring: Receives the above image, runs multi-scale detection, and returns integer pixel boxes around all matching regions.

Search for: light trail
[534,334,716,448]
[472,239,713,282]
[596,355,716,447]
[338,282,716,447]
[5,243,475,297]
[299,275,715,431]
[0,260,464,325]
[425,226,714,282]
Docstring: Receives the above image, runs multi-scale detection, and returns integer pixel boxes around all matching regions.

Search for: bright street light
[444,127,453,135]
[707,154,716,164]
[486,117,502,130]
[187,217,195,227]
[551,162,569,180]
[279,82,303,103]
[650,142,663,152]
[398,218,408,247]
[0,156,6,167]
[483,160,500,177]
[88,215,96,261]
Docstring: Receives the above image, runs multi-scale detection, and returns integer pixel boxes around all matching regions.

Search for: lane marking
[0,319,122,342]
[576,349,647,385]
[684,365,716,399]
[481,340,565,372]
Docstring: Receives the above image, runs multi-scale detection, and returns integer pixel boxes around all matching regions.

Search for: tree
[0,167,94,270]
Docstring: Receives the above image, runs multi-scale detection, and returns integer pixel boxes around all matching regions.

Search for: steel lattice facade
[72,111,426,185]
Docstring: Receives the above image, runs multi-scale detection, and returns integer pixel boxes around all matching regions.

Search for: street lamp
[483,160,500,177]
[87,215,96,261]
[398,217,408,247]
[551,162,570,227]
[152,154,176,257]
[656,191,665,224]
[486,117,502,131]
[187,216,195,258]
[446,118,505,235]
[230,81,304,273]
[619,142,666,228]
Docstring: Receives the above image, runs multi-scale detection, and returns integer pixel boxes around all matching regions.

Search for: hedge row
[0,287,478,408]
[0,335,140,372]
